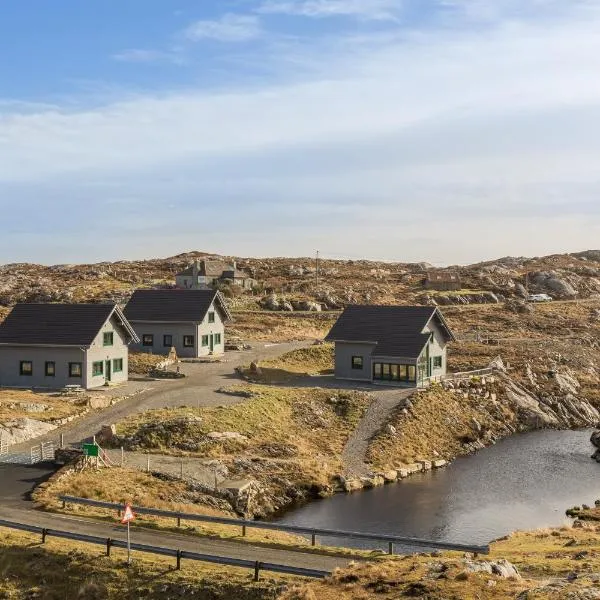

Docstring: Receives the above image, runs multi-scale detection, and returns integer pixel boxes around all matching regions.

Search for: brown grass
[0,526,287,599]
[0,389,88,422]
[228,313,336,342]
[367,382,515,470]
[33,467,310,547]
[281,523,600,600]
[128,351,162,375]
[115,385,370,489]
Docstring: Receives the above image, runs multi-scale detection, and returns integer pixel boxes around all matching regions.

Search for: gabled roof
[325,305,455,358]
[176,260,232,279]
[123,289,232,323]
[0,303,138,347]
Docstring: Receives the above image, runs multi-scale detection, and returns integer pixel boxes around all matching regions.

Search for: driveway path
[7,341,307,454]
[342,388,414,476]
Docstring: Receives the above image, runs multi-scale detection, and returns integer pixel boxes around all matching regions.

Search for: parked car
[527,293,553,302]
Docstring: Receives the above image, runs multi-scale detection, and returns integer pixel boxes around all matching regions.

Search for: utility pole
[315,250,320,291]
[525,271,529,295]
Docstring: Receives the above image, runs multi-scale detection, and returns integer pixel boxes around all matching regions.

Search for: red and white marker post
[120,503,136,565]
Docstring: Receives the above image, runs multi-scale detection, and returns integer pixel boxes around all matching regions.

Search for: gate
[0,436,8,457]
[30,441,55,463]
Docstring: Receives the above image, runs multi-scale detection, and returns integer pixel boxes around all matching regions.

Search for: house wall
[129,322,199,358]
[333,342,375,381]
[424,280,462,292]
[0,346,87,389]
[85,314,130,387]
[175,275,211,290]
[129,300,226,358]
[421,318,448,380]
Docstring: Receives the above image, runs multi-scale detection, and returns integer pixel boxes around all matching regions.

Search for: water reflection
[277,429,600,549]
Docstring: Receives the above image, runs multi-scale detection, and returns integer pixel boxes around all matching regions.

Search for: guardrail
[0,518,328,580]
[59,495,490,555]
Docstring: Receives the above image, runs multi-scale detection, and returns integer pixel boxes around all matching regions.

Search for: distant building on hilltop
[175,260,256,291]
[422,271,462,292]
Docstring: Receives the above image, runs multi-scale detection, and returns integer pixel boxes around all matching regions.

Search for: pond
[276,429,600,550]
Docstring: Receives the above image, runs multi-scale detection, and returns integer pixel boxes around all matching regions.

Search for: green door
[105,360,112,382]
[209,334,214,352]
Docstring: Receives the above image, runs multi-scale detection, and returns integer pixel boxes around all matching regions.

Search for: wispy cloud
[183,13,262,42]
[112,48,184,64]
[257,0,400,20]
[2,1,600,263]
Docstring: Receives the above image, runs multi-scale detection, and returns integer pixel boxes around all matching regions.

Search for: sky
[1,0,600,266]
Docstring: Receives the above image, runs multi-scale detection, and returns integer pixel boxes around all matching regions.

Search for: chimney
[232,260,237,271]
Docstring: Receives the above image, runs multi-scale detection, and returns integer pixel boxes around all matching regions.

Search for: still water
[276,429,600,549]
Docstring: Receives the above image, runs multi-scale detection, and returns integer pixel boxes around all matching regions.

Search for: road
[0,502,352,573]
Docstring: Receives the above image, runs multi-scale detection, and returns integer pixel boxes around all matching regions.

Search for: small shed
[423,271,462,292]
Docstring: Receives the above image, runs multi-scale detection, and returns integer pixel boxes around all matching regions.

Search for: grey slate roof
[0,303,134,346]
[124,289,231,323]
[325,305,454,358]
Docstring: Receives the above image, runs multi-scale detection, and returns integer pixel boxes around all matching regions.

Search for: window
[351,356,363,370]
[20,361,33,376]
[69,362,82,378]
[142,334,154,347]
[103,332,114,346]
[208,311,215,323]
[373,363,382,379]
[408,365,417,382]
[163,334,173,347]
[183,335,195,347]
[433,356,443,369]
[201,335,209,347]
[45,362,55,377]
[214,333,222,345]
[113,358,123,373]
[92,361,104,377]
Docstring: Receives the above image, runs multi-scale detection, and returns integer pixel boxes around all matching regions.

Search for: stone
[417,460,432,471]
[206,431,248,442]
[397,468,409,479]
[343,478,363,492]
[407,463,421,474]
[382,470,398,483]
[360,475,385,488]
[433,459,447,468]
[386,424,397,436]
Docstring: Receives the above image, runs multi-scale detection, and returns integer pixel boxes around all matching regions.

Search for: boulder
[433,459,448,468]
[591,431,600,449]
[382,470,398,483]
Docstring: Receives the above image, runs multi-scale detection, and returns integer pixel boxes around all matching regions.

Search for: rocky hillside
[1,249,599,309]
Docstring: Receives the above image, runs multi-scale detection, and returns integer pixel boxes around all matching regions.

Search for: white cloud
[257,0,400,20]
[183,13,262,42]
[112,48,183,64]
[2,2,600,262]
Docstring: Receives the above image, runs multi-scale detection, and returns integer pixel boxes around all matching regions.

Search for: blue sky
[1,0,600,265]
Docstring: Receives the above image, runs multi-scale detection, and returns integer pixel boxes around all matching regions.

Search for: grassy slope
[115,385,369,486]
[281,524,600,600]
[34,467,309,547]
[0,527,286,600]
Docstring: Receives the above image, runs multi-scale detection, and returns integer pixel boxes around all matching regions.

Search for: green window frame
[20,361,33,376]
[113,358,123,373]
[183,335,195,347]
[208,311,215,323]
[45,361,56,377]
[433,356,443,368]
[201,335,209,347]
[69,362,83,378]
[103,332,114,346]
[214,333,222,345]
[92,361,104,377]
[351,356,363,370]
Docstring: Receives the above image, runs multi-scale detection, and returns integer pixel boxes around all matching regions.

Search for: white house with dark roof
[124,289,232,358]
[325,305,455,387]
[0,303,139,390]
